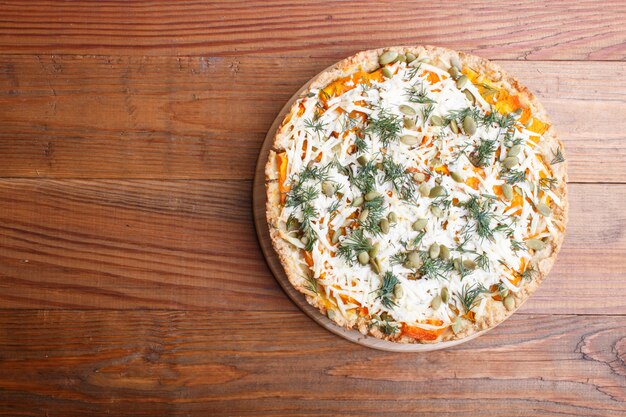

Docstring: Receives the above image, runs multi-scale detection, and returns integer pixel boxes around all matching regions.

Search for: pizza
[265,46,567,344]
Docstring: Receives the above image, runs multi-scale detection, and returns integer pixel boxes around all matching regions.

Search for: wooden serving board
[251,66,487,352]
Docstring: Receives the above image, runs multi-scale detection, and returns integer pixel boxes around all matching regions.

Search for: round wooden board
[252,64,487,352]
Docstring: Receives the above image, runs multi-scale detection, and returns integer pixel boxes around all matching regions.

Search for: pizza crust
[265,45,568,344]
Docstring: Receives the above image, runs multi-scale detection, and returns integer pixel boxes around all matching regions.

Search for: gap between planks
[0,308,624,317]
[0,178,619,185]
[0,56,623,182]
[0,53,624,62]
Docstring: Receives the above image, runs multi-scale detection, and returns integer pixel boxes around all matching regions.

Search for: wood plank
[0,179,290,311]
[0,179,623,314]
[0,55,624,182]
[0,1,624,59]
[0,310,624,416]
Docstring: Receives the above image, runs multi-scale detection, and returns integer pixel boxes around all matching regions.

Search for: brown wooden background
[0,1,625,416]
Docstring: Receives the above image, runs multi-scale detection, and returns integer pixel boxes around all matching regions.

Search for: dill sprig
[481,110,516,129]
[418,251,454,280]
[455,235,471,253]
[410,230,426,248]
[337,229,373,265]
[521,266,537,282]
[304,117,326,138]
[359,196,386,234]
[460,282,489,313]
[462,195,497,241]
[390,251,408,266]
[469,139,496,167]
[451,142,472,163]
[445,107,481,125]
[339,113,360,132]
[376,271,399,309]
[493,223,514,238]
[446,106,516,131]
[371,315,399,335]
[285,161,330,208]
[359,80,372,93]
[478,83,498,98]
[285,184,318,208]
[285,163,333,252]
[404,64,422,81]
[421,104,435,123]
[538,177,557,191]
[314,100,326,115]
[318,89,331,102]
[551,147,565,165]
[431,196,452,210]
[495,282,509,298]
[381,156,417,201]
[349,160,378,194]
[297,163,331,184]
[510,239,524,253]
[286,214,300,232]
[304,274,319,295]
[327,199,341,214]
[476,253,490,271]
[299,205,318,251]
[501,168,526,185]
[366,109,402,147]
[330,157,349,176]
[405,83,435,104]
[355,136,368,153]
[378,320,399,336]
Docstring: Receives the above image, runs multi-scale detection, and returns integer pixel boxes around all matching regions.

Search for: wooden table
[0,1,625,416]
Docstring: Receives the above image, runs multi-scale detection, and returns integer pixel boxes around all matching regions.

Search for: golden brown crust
[265,45,568,344]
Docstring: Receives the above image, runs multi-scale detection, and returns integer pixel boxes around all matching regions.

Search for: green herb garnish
[445,107,480,125]
[405,83,435,104]
[337,229,373,264]
[359,196,386,234]
[304,274,319,295]
[381,156,417,201]
[418,251,453,280]
[366,109,402,147]
[379,320,399,335]
[404,64,422,81]
[538,177,557,191]
[476,253,490,271]
[469,139,496,167]
[421,103,435,123]
[304,117,326,139]
[462,195,497,241]
[550,147,565,165]
[501,168,526,185]
[390,251,408,266]
[510,239,524,253]
[349,160,378,194]
[376,272,399,309]
[481,110,515,129]
[460,282,489,313]
[521,266,537,282]
[355,136,368,153]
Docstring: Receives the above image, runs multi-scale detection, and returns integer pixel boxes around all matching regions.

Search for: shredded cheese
[276,53,563,339]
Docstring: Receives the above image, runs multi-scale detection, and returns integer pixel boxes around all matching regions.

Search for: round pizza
[265,46,567,344]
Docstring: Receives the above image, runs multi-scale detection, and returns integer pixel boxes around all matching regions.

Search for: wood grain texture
[0,55,625,181]
[0,310,624,417]
[0,1,624,415]
[0,179,624,314]
[0,0,624,59]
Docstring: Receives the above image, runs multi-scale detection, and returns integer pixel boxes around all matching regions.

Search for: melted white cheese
[277,60,563,331]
